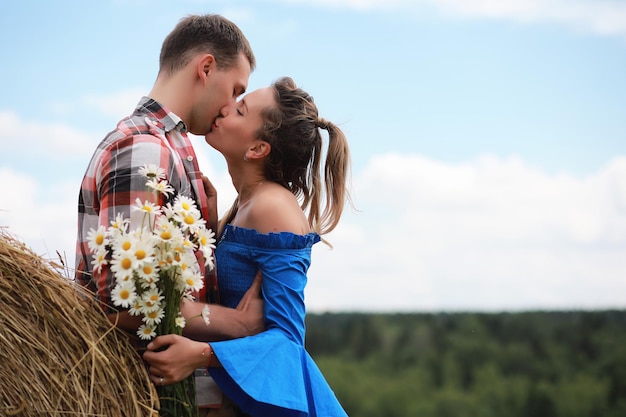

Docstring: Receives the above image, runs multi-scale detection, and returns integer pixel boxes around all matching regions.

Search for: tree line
[305,310,626,417]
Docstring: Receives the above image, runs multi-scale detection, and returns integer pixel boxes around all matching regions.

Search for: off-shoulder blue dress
[208,224,348,417]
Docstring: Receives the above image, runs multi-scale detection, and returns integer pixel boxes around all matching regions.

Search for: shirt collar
[136,96,188,133]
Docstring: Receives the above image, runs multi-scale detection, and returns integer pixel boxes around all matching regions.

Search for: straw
[0,230,159,416]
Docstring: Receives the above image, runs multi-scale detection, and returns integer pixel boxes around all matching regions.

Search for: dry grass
[0,231,158,416]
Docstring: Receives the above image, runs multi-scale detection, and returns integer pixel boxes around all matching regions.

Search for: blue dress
[208,225,348,417]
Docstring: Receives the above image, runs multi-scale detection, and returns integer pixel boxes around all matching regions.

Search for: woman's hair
[256,77,352,236]
[159,14,256,75]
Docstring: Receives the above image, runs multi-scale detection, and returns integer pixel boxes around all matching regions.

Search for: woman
[144,77,351,417]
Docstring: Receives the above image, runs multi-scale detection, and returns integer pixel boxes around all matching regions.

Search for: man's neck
[149,73,194,123]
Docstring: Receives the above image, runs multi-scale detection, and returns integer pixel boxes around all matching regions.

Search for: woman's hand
[143,334,210,386]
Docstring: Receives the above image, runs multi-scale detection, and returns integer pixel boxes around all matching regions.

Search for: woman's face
[204,86,276,159]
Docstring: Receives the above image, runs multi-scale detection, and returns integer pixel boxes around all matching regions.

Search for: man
[75,14,263,345]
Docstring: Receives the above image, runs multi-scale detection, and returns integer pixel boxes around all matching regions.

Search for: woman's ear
[247,141,271,160]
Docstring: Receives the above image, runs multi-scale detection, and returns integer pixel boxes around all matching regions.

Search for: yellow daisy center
[121,258,132,270]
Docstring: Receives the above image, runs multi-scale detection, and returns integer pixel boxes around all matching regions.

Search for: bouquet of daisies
[87,164,216,417]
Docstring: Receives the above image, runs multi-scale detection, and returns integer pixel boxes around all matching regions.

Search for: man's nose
[218,104,231,117]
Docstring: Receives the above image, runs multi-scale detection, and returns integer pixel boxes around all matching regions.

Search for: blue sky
[1,0,625,312]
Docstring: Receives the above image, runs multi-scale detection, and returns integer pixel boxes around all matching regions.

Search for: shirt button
[187,156,194,162]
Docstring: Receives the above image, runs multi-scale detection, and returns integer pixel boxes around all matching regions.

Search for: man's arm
[181,271,265,341]
[106,271,264,342]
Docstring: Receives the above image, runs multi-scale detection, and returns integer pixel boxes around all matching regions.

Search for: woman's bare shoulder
[247,185,310,235]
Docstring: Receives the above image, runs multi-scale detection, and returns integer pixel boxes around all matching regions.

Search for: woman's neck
[230,166,266,207]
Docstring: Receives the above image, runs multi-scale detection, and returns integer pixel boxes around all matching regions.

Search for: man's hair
[159,14,255,75]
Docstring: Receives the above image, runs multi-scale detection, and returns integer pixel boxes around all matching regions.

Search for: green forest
[305,310,626,417]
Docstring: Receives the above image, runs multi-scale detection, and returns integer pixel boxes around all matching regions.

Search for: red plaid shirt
[75,97,217,313]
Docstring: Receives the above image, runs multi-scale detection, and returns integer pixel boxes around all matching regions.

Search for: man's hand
[201,174,218,234]
[180,271,265,341]
[143,334,207,385]
[235,270,265,335]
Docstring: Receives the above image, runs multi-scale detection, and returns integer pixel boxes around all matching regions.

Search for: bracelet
[201,344,214,368]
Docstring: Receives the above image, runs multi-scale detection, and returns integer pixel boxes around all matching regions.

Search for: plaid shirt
[75,97,217,313]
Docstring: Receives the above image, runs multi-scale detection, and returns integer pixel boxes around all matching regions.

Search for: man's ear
[197,54,215,81]
[248,141,271,160]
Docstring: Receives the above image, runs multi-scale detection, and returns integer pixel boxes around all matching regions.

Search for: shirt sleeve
[79,133,178,312]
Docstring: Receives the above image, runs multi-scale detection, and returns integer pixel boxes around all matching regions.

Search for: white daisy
[86,225,108,253]
[131,234,156,264]
[143,308,165,326]
[178,209,206,233]
[91,247,109,273]
[109,250,139,279]
[154,216,184,244]
[138,164,166,181]
[136,260,159,287]
[137,324,157,340]
[132,198,161,221]
[141,287,164,312]
[175,315,186,329]
[181,268,204,293]
[196,228,216,268]
[146,178,175,197]
[110,231,138,254]
[173,251,197,271]
[128,299,143,316]
[201,305,211,326]
[109,213,129,236]
[111,281,136,308]
[173,195,197,214]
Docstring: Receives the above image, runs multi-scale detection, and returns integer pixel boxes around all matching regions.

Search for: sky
[1,0,625,313]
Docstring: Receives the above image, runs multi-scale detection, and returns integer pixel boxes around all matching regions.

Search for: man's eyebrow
[241,98,248,112]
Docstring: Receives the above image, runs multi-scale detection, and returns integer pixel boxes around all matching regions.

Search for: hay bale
[0,231,158,416]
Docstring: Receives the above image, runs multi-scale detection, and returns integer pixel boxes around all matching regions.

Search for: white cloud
[82,88,147,119]
[429,0,626,38]
[0,168,77,265]
[306,153,626,312]
[280,0,626,38]
[2,152,625,312]
[0,111,96,160]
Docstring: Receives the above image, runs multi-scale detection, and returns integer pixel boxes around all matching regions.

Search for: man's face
[189,52,251,136]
